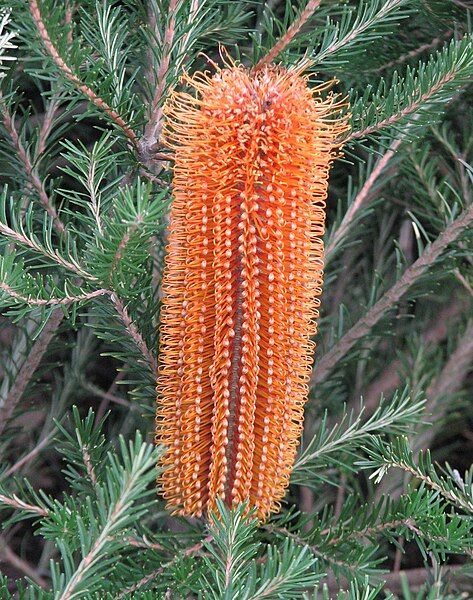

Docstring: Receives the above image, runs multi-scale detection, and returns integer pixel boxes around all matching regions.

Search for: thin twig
[416,321,473,451]
[0,538,48,588]
[325,564,470,594]
[348,70,459,142]
[0,220,95,279]
[375,320,473,498]
[0,310,64,437]
[299,486,315,531]
[64,1,74,46]
[450,0,473,9]
[314,0,408,66]
[28,0,138,147]
[2,266,156,377]
[370,31,453,74]
[254,0,321,70]
[0,94,65,234]
[116,535,212,598]
[362,300,464,413]
[393,538,403,572]
[95,369,129,423]
[311,203,473,389]
[454,268,473,296]
[391,460,473,513]
[87,157,104,236]
[333,473,346,520]
[57,465,151,600]
[124,535,166,551]
[108,216,143,286]
[0,493,49,517]
[81,378,132,410]
[36,91,62,157]
[326,136,404,261]
[264,525,361,574]
[0,283,109,306]
[110,294,158,373]
[379,565,470,594]
[1,431,54,479]
[322,517,418,547]
[82,445,98,486]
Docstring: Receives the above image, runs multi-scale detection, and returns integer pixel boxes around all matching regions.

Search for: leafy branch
[348,35,473,141]
[312,201,473,389]
[293,388,425,483]
[361,436,473,514]
[28,0,139,147]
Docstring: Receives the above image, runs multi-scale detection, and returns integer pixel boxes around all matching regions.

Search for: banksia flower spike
[156,60,349,522]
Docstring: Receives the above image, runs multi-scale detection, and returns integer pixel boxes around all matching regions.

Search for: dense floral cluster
[156,63,347,521]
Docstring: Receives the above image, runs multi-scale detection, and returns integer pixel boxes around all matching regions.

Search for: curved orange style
[156,63,348,522]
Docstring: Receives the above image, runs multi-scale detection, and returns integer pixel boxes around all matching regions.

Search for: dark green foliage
[0,1,472,598]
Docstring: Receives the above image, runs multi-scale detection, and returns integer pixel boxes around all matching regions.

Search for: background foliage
[0,0,472,598]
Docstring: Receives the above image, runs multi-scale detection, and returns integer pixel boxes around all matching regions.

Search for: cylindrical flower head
[156,63,348,522]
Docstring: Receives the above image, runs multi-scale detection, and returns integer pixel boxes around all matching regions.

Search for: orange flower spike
[156,63,349,522]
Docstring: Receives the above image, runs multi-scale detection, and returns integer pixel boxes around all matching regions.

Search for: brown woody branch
[362,300,464,413]
[108,216,143,286]
[0,221,95,279]
[314,0,412,67]
[0,539,48,588]
[0,310,64,437]
[1,432,53,480]
[380,565,471,594]
[371,31,453,74]
[264,525,360,574]
[325,565,470,595]
[370,29,453,73]
[414,321,473,451]
[140,0,179,159]
[81,378,132,411]
[2,282,156,377]
[36,91,62,157]
[64,1,74,46]
[1,266,155,379]
[124,535,166,551]
[325,135,404,261]
[82,445,98,486]
[379,321,473,499]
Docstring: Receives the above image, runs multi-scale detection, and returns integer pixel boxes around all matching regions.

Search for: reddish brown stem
[325,136,404,261]
[348,70,459,141]
[110,294,157,373]
[0,493,49,517]
[254,0,321,70]
[371,31,453,74]
[0,96,65,234]
[29,0,138,148]
[0,540,48,588]
[0,283,109,306]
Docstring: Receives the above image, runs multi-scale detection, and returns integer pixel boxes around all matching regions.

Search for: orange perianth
[156,63,349,522]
